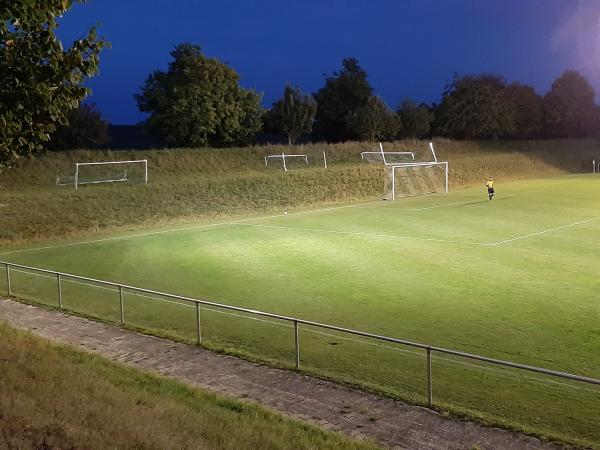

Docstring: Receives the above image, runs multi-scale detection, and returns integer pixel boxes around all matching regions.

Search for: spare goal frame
[56,159,148,189]
[264,153,308,172]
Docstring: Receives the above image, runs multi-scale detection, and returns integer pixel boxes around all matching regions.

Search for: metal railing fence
[2,259,599,411]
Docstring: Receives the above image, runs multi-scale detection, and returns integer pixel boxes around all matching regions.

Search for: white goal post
[56,159,148,189]
[593,159,600,173]
[384,161,448,200]
[361,142,448,200]
[264,153,308,172]
[361,142,415,164]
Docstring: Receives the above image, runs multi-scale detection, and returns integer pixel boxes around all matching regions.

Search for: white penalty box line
[1,202,596,256]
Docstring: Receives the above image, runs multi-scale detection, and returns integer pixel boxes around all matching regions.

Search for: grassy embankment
[0,321,379,450]
[1,138,598,245]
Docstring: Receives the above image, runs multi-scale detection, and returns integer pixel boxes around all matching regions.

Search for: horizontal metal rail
[1,259,599,389]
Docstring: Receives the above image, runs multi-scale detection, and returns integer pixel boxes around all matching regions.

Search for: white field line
[485,218,597,246]
[0,200,383,256]
[5,267,598,394]
[239,223,487,246]
[402,200,474,211]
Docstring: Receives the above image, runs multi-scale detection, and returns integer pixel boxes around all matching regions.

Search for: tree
[542,70,600,138]
[434,74,515,139]
[346,95,398,142]
[0,0,106,168]
[504,83,543,139]
[269,85,316,145]
[313,58,373,142]
[135,43,263,148]
[47,103,109,150]
[397,99,433,138]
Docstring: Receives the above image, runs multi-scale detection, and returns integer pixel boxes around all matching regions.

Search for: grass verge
[0,319,380,450]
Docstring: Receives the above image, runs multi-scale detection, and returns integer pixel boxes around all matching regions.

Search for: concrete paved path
[0,298,561,450]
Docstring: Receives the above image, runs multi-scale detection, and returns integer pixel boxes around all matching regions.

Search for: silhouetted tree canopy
[135,43,263,147]
[346,95,398,142]
[542,70,600,138]
[47,103,109,150]
[397,99,433,138]
[0,0,106,169]
[504,83,543,139]
[313,58,373,142]
[269,85,317,145]
[434,74,515,140]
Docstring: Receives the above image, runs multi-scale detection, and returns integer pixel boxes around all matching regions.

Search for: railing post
[294,320,300,369]
[6,263,11,296]
[119,286,125,325]
[426,347,433,407]
[57,273,63,309]
[196,302,202,344]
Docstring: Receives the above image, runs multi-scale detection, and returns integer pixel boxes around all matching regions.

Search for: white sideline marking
[0,200,382,256]
[485,218,597,246]
[402,200,474,211]
[5,268,597,393]
[240,223,486,246]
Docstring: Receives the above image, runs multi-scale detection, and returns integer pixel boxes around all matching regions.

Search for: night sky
[57,0,600,125]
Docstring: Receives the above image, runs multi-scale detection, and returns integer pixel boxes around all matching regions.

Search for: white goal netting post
[361,142,415,165]
[56,160,148,189]
[264,153,308,172]
[384,161,449,200]
[361,142,448,200]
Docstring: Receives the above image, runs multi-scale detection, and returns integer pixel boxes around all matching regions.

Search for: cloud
[550,0,600,84]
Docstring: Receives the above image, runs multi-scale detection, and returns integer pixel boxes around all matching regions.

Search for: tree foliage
[135,43,263,147]
[346,95,398,142]
[0,0,106,168]
[46,103,109,150]
[397,99,433,138]
[269,85,317,145]
[503,83,543,139]
[542,70,600,138]
[434,74,515,139]
[313,58,373,142]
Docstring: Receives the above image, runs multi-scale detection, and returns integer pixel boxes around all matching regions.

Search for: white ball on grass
[284,211,288,215]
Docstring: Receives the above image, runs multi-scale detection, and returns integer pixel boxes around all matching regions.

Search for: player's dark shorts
[487,187,494,194]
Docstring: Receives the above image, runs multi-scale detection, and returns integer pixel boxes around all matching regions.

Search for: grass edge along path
[0,318,381,450]
[0,297,572,450]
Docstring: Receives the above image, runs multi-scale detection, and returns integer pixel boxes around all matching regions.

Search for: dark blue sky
[57,0,600,125]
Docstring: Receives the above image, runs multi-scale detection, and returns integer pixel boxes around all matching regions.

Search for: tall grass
[0,321,379,450]
[1,139,597,245]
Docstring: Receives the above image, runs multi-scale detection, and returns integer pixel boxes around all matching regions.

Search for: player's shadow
[459,196,515,206]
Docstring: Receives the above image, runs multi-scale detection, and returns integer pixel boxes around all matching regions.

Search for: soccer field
[2,174,600,446]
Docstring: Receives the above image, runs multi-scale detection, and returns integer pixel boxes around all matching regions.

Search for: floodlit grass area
[0,322,379,450]
[1,138,599,245]
[2,174,600,447]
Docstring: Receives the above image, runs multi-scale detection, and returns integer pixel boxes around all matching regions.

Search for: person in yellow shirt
[486,177,495,200]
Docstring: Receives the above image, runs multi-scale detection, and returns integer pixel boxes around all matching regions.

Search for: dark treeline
[133,49,600,147]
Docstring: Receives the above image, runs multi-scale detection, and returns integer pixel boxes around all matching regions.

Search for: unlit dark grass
[0,321,380,450]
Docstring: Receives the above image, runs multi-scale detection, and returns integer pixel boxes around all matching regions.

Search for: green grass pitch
[2,174,599,446]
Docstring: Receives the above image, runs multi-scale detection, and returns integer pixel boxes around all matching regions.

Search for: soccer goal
[593,159,600,173]
[264,153,308,171]
[384,161,449,200]
[362,142,448,200]
[361,142,415,164]
[56,160,148,189]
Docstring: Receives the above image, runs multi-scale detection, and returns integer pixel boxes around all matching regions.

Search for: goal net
[56,160,148,189]
[384,162,448,200]
[361,142,415,165]
[264,153,309,171]
[361,142,448,200]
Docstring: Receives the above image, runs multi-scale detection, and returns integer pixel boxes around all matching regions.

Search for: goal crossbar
[57,159,148,189]
[264,153,308,172]
[385,161,449,200]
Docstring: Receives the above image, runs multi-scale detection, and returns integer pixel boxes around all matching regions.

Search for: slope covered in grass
[0,321,379,450]
[1,139,598,245]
